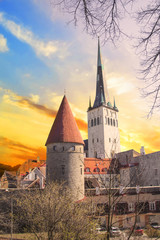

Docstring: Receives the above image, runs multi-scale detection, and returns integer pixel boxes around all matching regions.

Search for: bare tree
[137,2,160,117]
[16,182,97,240]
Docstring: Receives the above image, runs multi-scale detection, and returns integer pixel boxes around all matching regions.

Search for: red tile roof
[46,95,84,145]
[84,158,111,174]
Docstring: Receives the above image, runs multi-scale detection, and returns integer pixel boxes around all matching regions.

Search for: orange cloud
[2,90,88,133]
[0,136,46,166]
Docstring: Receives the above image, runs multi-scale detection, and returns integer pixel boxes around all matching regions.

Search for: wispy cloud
[0,12,68,58]
[0,34,9,52]
[0,136,46,165]
[1,87,87,132]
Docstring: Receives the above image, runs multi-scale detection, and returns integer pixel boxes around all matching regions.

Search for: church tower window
[91,119,93,127]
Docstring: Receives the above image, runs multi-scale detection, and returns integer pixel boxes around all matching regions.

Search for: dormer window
[102,168,107,172]
[85,167,90,172]
[94,167,100,172]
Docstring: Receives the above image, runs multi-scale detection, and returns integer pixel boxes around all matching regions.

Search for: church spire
[93,38,107,108]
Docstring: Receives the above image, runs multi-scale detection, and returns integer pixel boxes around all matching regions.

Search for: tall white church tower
[88,38,120,158]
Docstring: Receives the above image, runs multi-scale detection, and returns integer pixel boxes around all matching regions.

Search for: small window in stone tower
[71,146,75,151]
[94,118,96,126]
[61,165,65,175]
[97,117,100,125]
[53,146,56,151]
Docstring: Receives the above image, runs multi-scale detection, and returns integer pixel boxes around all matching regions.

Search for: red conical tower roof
[45,96,84,145]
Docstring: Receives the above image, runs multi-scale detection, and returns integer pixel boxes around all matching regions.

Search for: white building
[87,38,120,159]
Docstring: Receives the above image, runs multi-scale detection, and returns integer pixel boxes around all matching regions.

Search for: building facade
[87,38,120,159]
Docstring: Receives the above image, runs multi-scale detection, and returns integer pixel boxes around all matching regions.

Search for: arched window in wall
[94,167,100,172]
[94,118,96,126]
[102,168,107,172]
[85,167,90,172]
[113,119,115,127]
[108,118,110,125]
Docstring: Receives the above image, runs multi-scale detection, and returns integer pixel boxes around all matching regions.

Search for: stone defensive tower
[45,95,84,201]
[87,38,120,158]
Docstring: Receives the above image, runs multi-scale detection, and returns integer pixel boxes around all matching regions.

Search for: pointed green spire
[113,97,118,111]
[97,36,102,67]
[93,37,107,108]
[89,96,91,108]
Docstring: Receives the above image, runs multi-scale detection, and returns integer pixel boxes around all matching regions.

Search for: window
[155,169,158,175]
[62,146,65,151]
[108,118,110,125]
[105,117,107,124]
[53,146,56,151]
[102,168,107,172]
[92,138,94,144]
[97,138,99,143]
[85,167,90,172]
[80,165,83,175]
[137,215,140,223]
[97,117,100,125]
[94,167,100,172]
[114,139,116,143]
[91,119,93,127]
[61,165,65,175]
[113,119,115,126]
[128,203,135,212]
[109,138,111,143]
[149,202,156,211]
[111,118,112,126]
[71,146,75,151]
[94,118,96,126]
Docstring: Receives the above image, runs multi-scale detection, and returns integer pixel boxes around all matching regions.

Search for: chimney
[140,146,145,155]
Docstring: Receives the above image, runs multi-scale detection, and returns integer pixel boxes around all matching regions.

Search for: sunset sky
[0,0,159,166]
